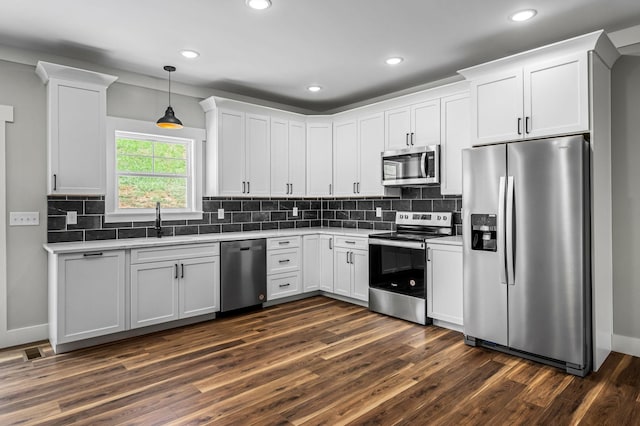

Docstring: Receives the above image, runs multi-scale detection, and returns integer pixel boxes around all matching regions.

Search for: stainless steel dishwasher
[220,239,267,312]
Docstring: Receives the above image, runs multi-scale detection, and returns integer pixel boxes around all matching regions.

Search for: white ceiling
[1,0,640,113]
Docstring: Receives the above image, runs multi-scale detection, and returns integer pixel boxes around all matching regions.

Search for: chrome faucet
[155,202,163,238]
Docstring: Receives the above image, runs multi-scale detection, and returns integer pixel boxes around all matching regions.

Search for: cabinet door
[524,54,589,139]
[411,99,440,147]
[303,235,320,292]
[306,122,333,196]
[427,244,463,326]
[470,70,523,145]
[385,106,411,150]
[51,82,105,194]
[179,256,220,319]
[333,119,358,196]
[358,113,385,196]
[57,251,125,343]
[440,92,471,195]
[333,247,352,297]
[288,121,307,196]
[270,118,289,197]
[131,261,179,328]
[351,249,369,302]
[319,235,335,292]
[245,113,271,196]
[218,109,245,196]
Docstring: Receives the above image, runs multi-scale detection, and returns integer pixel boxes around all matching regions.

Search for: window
[106,117,204,222]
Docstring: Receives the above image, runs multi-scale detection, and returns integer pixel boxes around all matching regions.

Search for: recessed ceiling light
[307,85,322,92]
[510,9,537,22]
[385,57,404,65]
[180,50,200,59]
[246,0,272,10]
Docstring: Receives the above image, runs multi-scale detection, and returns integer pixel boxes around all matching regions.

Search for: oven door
[369,239,426,298]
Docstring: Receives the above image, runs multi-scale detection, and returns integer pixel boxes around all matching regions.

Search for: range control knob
[437,215,442,220]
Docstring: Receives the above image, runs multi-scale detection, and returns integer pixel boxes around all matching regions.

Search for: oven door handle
[369,239,425,250]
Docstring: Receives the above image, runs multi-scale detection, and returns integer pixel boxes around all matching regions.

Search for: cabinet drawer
[131,243,219,264]
[268,236,301,250]
[267,248,301,274]
[268,271,301,300]
[334,236,368,250]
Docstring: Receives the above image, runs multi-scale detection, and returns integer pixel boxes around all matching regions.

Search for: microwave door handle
[420,152,427,178]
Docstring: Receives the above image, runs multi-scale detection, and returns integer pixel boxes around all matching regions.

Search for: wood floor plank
[0,296,639,425]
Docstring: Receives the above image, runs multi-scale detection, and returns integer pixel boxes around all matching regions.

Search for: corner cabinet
[465,53,589,146]
[48,250,126,350]
[130,243,220,329]
[302,234,335,293]
[36,61,117,195]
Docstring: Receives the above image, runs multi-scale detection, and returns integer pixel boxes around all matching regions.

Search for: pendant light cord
[168,69,172,107]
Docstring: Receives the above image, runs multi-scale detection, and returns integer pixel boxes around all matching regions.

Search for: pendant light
[156,65,183,129]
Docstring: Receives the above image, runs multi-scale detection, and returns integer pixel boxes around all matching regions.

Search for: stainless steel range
[368,211,452,325]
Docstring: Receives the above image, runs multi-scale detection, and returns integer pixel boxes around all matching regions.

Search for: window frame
[105,117,204,223]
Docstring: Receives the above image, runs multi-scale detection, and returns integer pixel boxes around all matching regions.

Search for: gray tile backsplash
[47,187,462,243]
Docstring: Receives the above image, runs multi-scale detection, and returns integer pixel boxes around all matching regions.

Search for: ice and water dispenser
[471,214,497,251]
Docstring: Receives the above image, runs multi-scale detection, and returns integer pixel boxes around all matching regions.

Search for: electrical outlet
[217,208,225,220]
[376,207,382,217]
[9,212,39,226]
[292,207,299,217]
[66,211,77,225]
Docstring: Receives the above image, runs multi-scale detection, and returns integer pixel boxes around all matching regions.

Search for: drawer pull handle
[279,259,290,263]
[278,241,290,245]
[345,241,356,244]
[83,252,103,257]
[279,283,291,288]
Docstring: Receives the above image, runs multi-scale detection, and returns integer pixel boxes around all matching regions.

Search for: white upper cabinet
[385,99,440,150]
[467,53,589,145]
[333,113,386,197]
[333,119,359,196]
[357,112,385,196]
[271,118,306,197]
[306,121,333,196]
[36,61,117,195]
[216,109,270,196]
[440,92,471,195]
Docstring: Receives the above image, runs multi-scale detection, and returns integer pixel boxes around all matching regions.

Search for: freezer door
[506,136,589,366]
[462,144,508,346]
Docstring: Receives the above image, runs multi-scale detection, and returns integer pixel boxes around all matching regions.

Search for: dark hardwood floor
[1,296,639,425]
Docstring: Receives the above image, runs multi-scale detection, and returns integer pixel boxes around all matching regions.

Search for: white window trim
[105,117,205,223]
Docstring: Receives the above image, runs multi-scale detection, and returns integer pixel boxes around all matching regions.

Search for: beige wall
[0,59,205,333]
[611,55,640,340]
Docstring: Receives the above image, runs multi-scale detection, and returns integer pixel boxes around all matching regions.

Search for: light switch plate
[376,207,382,217]
[217,208,225,220]
[9,212,39,226]
[66,211,77,225]
[292,207,299,217]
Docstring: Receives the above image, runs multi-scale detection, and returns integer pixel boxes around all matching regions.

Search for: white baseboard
[613,334,640,358]
[1,323,48,349]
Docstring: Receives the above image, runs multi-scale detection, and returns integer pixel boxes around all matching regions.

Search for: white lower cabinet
[334,237,369,302]
[426,242,463,327]
[130,244,220,329]
[319,235,335,292]
[303,234,335,293]
[49,250,126,348]
[267,236,302,301]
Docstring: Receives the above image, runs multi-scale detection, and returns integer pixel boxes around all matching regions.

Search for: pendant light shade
[157,65,183,129]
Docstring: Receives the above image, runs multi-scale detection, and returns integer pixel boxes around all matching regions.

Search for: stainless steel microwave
[381,145,440,186]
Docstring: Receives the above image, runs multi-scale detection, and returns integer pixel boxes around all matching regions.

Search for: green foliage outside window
[116,137,189,209]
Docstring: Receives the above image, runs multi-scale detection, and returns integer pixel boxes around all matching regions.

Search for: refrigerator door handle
[498,176,507,285]
[506,176,515,285]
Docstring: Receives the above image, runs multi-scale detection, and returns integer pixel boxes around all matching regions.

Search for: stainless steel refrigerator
[462,135,591,376]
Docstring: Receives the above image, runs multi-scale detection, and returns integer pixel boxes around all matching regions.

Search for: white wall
[0,58,205,345]
[611,54,640,354]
